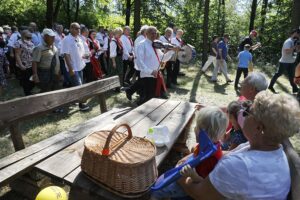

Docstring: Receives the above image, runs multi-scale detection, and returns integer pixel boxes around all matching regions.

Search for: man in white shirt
[29,22,42,47]
[136,26,173,104]
[160,27,173,88]
[171,29,184,84]
[120,26,135,85]
[123,25,148,101]
[61,22,90,111]
[269,28,300,94]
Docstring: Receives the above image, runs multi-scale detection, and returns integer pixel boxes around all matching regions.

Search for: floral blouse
[14,40,34,69]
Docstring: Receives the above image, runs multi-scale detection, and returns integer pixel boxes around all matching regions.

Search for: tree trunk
[292,0,300,29]
[260,0,268,34]
[46,0,54,28]
[125,0,131,26]
[202,0,210,66]
[74,0,80,22]
[62,0,71,26]
[220,0,225,35]
[249,0,258,33]
[216,0,221,35]
[53,0,62,23]
[133,0,141,38]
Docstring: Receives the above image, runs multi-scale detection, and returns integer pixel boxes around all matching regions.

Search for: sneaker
[79,103,90,111]
[268,87,278,94]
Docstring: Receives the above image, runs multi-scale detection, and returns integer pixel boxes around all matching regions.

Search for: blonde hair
[113,27,123,36]
[165,27,173,34]
[195,106,228,141]
[177,29,184,34]
[253,91,300,143]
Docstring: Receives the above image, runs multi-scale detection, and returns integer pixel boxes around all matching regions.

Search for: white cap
[42,28,56,37]
[0,27,3,33]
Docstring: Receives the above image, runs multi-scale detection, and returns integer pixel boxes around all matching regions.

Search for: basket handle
[102,124,133,156]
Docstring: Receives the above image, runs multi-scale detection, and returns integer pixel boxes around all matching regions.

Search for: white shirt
[279,38,296,63]
[120,34,134,60]
[110,38,119,58]
[159,35,171,43]
[96,32,104,46]
[171,37,183,47]
[134,35,146,70]
[61,34,86,72]
[54,32,64,55]
[8,32,21,47]
[79,35,91,63]
[136,39,173,78]
[209,142,291,200]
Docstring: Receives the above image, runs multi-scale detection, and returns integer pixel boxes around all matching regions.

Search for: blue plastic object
[151,129,217,191]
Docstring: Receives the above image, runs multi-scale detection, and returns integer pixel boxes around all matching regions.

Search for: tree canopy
[0,0,299,64]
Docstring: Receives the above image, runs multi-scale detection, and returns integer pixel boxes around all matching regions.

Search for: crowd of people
[0,22,189,108]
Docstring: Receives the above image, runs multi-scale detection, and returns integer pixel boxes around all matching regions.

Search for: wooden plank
[155,101,197,167]
[0,76,120,128]
[0,108,129,170]
[36,98,169,181]
[0,107,130,187]
[9,123,25,151]
[98,93,107,113]
[283,139,300,200]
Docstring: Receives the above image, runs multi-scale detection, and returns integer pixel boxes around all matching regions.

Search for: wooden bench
[0,76,120,189]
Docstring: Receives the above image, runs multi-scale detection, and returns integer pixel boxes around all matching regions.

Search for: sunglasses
[25,37,32,40]
[241,103,253,117]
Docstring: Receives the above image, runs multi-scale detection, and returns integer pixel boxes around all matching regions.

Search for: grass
[0,60,299,159]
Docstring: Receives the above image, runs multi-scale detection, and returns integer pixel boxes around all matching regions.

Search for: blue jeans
[70,70,84,86]
[151,182,192,200]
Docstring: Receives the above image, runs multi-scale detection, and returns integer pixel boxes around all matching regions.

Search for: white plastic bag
[146,125,170,147]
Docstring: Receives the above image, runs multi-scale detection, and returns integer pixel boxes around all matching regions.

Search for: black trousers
[20,68,35,96]
[83,62,95,83]
[99,53,107,74]
[165,61,173,87]
[123,59,135,84]
[173,60,180,84]
[127,70,141,95]
[234,68,248,87]
[269,62,298,93]
[139,77,156,104]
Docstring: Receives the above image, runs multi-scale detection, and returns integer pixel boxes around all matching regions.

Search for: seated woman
[178,91,300,200]
[151,106,228,200]
[222,100,249,150]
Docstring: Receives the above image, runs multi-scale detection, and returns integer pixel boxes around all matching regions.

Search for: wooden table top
[35,98,196,199]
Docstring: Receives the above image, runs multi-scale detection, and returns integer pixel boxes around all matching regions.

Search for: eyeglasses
[25,37,32,40]
[74,27,80,30]
[241,103,253,117]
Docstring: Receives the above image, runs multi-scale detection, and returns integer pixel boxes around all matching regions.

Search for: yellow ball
[36,186,67,200]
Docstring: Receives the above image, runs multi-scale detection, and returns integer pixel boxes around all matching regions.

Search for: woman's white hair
[243,72,268,92]
[253,91,300,143]
[195,106,228,141]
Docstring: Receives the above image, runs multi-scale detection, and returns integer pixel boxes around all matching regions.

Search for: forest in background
[0,0,299,64]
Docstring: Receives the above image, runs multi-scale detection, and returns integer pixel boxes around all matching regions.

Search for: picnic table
[32,98,196,200]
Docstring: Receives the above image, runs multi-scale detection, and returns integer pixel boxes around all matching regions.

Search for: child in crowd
[234,44,252,89]
[222,101,249,150]
[151,106,228,200]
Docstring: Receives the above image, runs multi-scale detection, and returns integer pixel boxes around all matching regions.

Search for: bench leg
[98,94,107,113]
[9,123,25,151]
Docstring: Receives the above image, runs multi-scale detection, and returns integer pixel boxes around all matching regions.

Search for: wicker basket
[81,124,158,197]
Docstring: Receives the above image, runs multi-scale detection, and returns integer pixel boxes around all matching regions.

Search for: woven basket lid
[84,124,156,164]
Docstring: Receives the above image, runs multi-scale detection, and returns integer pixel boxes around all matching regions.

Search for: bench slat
[0,76,120,128]
[35,98,172,180]
[0,107,130,187]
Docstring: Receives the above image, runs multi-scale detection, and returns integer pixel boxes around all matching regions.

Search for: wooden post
[98,94,107,113]
[9,123,25,151]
